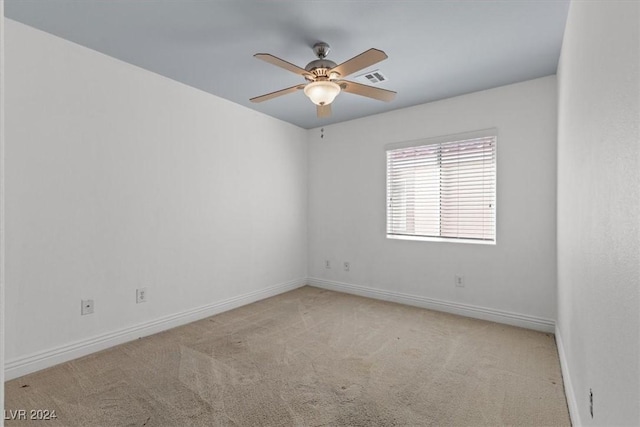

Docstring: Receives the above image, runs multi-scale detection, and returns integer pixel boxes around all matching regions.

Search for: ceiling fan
[250,42,396,118]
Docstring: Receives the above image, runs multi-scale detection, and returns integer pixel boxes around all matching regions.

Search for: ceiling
[5,1,570,129]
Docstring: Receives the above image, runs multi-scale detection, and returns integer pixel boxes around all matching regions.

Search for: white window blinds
[386,134,496,243]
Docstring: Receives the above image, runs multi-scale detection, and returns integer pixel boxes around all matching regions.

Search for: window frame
[385,129,497,245]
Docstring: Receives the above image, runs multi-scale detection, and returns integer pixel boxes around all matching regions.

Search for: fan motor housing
[305,59,338,80]
[305,59,338,72]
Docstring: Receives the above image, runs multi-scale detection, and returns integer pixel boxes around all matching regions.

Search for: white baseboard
[555,325,580,426]
[307,277,555,333]
[5,278,306,381]
[6,278,556,381]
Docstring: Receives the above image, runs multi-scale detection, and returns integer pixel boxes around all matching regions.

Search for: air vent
[355,69,388,85]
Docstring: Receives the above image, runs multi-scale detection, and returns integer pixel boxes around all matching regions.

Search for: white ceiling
[5,0,570,129]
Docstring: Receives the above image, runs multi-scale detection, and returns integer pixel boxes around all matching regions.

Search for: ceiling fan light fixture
[303,81,341,106]
[251,45,395,118]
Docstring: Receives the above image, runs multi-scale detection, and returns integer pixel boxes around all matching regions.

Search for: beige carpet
[5,286,570,426]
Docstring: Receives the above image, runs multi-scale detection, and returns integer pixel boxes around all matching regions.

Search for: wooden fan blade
[338,80,396,102]
[331,48,388,78]
[254,53,314,79]
[317,104,332,118]
[250,84,305,103]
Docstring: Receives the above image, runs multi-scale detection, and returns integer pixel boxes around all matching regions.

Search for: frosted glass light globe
[304,81,341,106]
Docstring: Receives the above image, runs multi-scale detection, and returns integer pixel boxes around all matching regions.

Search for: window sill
[386,234,496,245]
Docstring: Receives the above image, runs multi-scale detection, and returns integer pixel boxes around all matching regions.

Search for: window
[386,131,496,244]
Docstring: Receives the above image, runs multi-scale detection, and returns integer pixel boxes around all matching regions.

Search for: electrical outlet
[136,288,148,304]
[344,262,350,272]
[455,275,465,287]
[81,299,94,315]
[589,389,593,418]
[325,260,331,269]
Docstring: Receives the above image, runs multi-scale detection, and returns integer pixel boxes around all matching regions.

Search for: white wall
[556,1,639,426]
[1,1,6,424]
[4,20,308,378]
[308,76,558,329]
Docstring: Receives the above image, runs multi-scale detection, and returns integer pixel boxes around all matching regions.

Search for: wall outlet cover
[136,288,148,304]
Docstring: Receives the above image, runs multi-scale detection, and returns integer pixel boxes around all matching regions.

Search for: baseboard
[5,278,306,381]
[555,325,580,426]
[307,277,555,333]
[6,278,556,381]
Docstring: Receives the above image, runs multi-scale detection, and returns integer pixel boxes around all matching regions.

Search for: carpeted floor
[5,286,570,426]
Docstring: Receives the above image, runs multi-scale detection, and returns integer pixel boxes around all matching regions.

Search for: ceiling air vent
[355,69,388,85]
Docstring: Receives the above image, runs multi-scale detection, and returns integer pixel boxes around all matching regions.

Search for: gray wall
[5,20,308,379]
[556,1,640,425]
[308,76,558,328]
[1,0,6,422]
